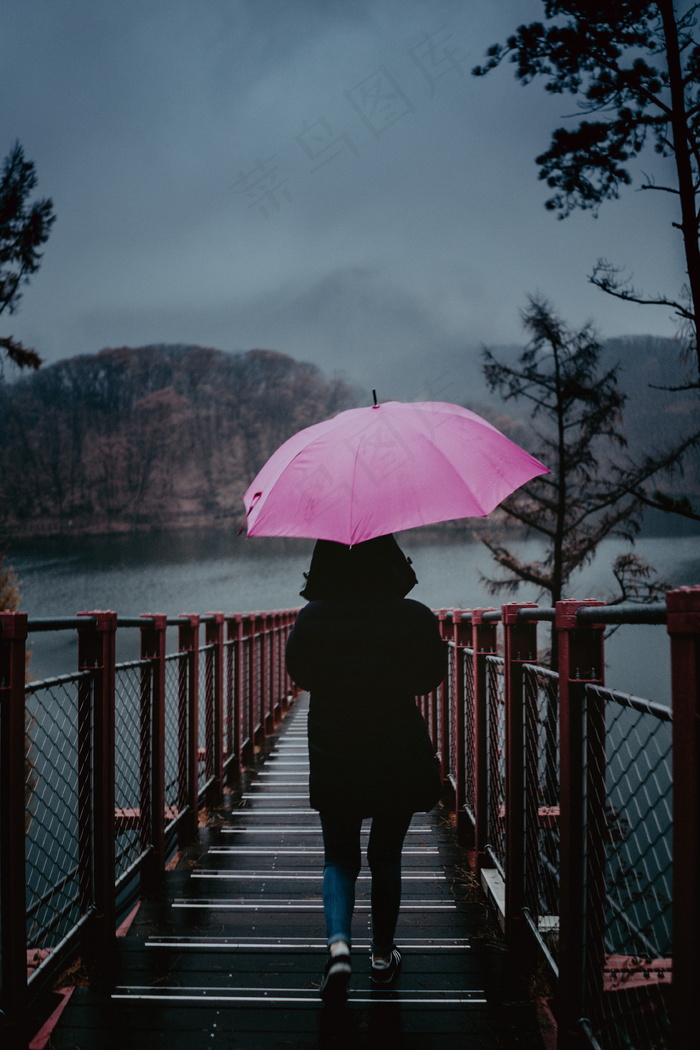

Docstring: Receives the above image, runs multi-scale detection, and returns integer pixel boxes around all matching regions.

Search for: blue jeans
[319,810,413,953]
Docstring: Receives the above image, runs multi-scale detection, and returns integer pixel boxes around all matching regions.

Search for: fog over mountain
[1,0,687,395]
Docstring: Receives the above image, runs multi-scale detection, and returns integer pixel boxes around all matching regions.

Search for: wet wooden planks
[45,696,539,1049]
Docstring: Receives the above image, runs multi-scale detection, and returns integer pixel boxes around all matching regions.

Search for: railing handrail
[0,601,672,641]
[0,608,303,635]
[430,590,698,1049]
[0,606,301,1048]
[439,601,667,626]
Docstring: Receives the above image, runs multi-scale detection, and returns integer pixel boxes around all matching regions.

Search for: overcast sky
[1,0,688,402]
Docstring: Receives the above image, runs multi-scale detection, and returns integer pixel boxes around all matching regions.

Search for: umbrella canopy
[242,400,549,546]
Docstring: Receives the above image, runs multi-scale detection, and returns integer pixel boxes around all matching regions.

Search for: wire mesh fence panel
[523,664,560,970]
[249,631,257,744]
[240,634,251,752]
[163,654,182,824]
[279,629,287,707]
[248,630,257,743]
[114,661,150,881]
[442,645,454,786]
[223,639,235,766]
[199,644,214,793]
[435,681,443,783]
[24,674,86,951]
[252,630,263,741]
[264,630,272,728]
[267,629,277,723]
[176,649,193,813]
[584,686,673,1050]
[262,630,272,729]
[486,655,506,876]
[463,647,476,821]
[434,646,451,789]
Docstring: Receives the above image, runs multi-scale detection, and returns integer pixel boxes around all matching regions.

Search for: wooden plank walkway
[45,696,541,1049]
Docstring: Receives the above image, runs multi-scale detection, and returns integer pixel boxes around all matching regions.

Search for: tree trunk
[659,0,700,376]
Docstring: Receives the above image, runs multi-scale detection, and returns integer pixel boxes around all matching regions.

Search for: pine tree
[473,1,700,380]
[481,296,667,665]
[0,141,55,372]
[0,141,54,611]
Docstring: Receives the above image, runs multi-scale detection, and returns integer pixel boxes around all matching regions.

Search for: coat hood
[300,534,417,600]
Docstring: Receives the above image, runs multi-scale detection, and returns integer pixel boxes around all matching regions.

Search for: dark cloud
[0,0,685,394]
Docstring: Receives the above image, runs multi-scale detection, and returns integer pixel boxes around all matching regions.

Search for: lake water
[7,529,700,702]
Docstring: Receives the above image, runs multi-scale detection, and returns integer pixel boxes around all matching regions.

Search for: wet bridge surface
[47,698,540,1049]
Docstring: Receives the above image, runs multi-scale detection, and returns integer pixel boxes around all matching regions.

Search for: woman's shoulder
[297,597,435,617]
[397,597,440,623]
[401,597,436,614]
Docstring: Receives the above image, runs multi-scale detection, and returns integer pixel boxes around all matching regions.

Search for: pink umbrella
[242,400,549,546]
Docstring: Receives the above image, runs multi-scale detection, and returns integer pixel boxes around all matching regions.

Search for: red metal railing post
[452,611,472,846]
[263,612,271,733]
[666,586,700,1050]
[268,612,278,725]
[271,612,281,726]
[438,613,449,789]
[204,613,224,807]
[283,610,299,702]
[434,610,450,806]
[436,610,449,791]
[0,611,29,1046]
[269,613,278,729]
[224,615,240,785]
[260,612,273,735]
[276,612,288,717]
[472,610,498,875]
[139,614,167,894]
[250,614,265,747]
[77,610,117,965]
[502,603,538,947]
[556,599,605,1050]
[248,613,256,746]
[241,615,256,765]
[177,615,200,844]
[232,614,248,768]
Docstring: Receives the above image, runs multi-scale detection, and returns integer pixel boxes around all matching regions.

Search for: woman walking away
[285,535,447,1002]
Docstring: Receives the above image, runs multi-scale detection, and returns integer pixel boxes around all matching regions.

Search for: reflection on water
[8,529,699,699]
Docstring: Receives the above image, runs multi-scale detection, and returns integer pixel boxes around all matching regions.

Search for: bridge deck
[45,697,540,1049]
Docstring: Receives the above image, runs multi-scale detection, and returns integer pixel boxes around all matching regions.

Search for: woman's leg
[319,810,363,948]
[367,811,414,954]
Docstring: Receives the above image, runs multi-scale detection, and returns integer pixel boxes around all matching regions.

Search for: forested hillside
[0,344,359,536]
[1,336,696,539]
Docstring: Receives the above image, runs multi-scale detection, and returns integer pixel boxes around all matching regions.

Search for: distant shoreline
[6,506,699,549]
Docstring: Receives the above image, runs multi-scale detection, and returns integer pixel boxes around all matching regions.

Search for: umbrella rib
[348,419,369,545]
[412,432,490,519]
[429,429,547,518]
[244,408,368,532]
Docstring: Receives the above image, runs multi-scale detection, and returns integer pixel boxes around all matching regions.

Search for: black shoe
[320,950,351,1002]
[370,946,402,989]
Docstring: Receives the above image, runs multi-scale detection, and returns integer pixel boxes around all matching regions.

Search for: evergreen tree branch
[480,536,552,591]
[0,335,42,370]
[624,487,700,521]
[590,259,695,319]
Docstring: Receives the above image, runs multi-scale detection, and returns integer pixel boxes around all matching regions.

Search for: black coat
[285,597,448,816]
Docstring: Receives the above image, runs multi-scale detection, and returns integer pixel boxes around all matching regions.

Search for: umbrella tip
[372,389,378,407]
